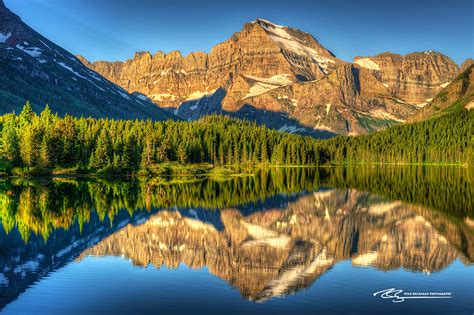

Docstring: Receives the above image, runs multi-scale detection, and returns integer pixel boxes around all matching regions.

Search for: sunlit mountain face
[0,167,472,314]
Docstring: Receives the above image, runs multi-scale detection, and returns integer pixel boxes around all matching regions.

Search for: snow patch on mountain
[245,74,292,85]
[278,125,305,133]
[57,61,87,79]
[16,44,42,57]
[56,61,105,92]
[242,74,292,99]
[244,82,279,99]
[186,89,216,101]
[440,82,450,88]
[0,32,11,43]
[369,109,404,122]
[326,103,331,115]
[136,93,149,101]
[119,91,131,100]
[355,58,380,70]
[0,273,9,286]
[257,19,335,72]
[13,260,40,276]
[315,124,334,133]
[38,39,52,50]
[352,252,378,266]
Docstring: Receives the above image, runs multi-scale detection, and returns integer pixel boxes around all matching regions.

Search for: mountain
[354,51,459,106]
[227,63,418,135]
[0,1,174,120]
[78,19,342,109]
[409,65,474,121]
[79,19,460,136]
[460,58,474,73]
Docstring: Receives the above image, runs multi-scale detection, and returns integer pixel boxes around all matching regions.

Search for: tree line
[318,109,473,165]
[0,102,321,174]
[0,102,471,174]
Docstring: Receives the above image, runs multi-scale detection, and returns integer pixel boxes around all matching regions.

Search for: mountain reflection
[80,189,472,301]
[0,167,472,308]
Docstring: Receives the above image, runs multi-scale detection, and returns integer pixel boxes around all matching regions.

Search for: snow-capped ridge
[354,58,380,70]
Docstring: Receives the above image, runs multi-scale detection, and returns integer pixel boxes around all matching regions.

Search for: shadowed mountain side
[166,88,336,138]
[0,2,174,120]
[232,64,418,134]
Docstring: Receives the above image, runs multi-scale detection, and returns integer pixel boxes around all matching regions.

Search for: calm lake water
[0,167,473,315]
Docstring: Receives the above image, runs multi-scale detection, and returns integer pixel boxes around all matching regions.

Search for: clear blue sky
[5,0,473,65]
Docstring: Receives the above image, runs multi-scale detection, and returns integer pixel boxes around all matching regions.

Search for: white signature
[373,288,453,303]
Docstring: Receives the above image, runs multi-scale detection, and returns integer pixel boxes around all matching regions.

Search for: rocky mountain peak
[75,17,461,136]
[133,51,152,59]
[354,51,458,105]
[460,58,474,73]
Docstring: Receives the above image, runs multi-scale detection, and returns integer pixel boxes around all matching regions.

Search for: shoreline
[0,162,470,179]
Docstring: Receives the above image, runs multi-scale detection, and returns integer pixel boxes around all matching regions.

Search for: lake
[0,167,472,315]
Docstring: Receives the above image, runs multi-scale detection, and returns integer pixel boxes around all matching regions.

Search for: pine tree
[1,118,20,166]
[20,124,40,168]
[141,138,154,168]
[177,142,187,164]
[19,101,35,127]
[39,136,52,170]
[90,130,111,169]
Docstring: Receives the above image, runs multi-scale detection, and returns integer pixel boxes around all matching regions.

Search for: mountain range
[78,18,471,135]
[0,1,472,135]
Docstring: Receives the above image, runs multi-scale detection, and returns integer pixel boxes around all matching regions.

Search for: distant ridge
[0,1,175,120]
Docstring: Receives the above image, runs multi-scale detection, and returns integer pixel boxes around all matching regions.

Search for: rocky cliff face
[79,19,462,135]
[79,19,423,136]
[409,65,474,121]
[232,64,418,134]
[78,19,341,109]
[460,58,474,73]
[354,51,459,106]
[80,189,470,301]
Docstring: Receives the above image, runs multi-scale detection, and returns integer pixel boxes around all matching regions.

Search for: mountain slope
[234,64,418,134]
[409,65,474,121]
[0,1,174,120]
[78,19,343,109]
[78,18,461,136]
[353,51,458,106]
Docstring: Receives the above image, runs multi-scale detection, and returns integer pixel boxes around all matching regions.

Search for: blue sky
[5,0,473,64]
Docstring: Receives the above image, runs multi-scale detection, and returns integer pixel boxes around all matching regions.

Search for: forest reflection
[0,166,472,307]
[0,166,472,243]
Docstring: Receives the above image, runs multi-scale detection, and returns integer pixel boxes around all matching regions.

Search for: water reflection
[79,189,472,302]
[0,167,472,311]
